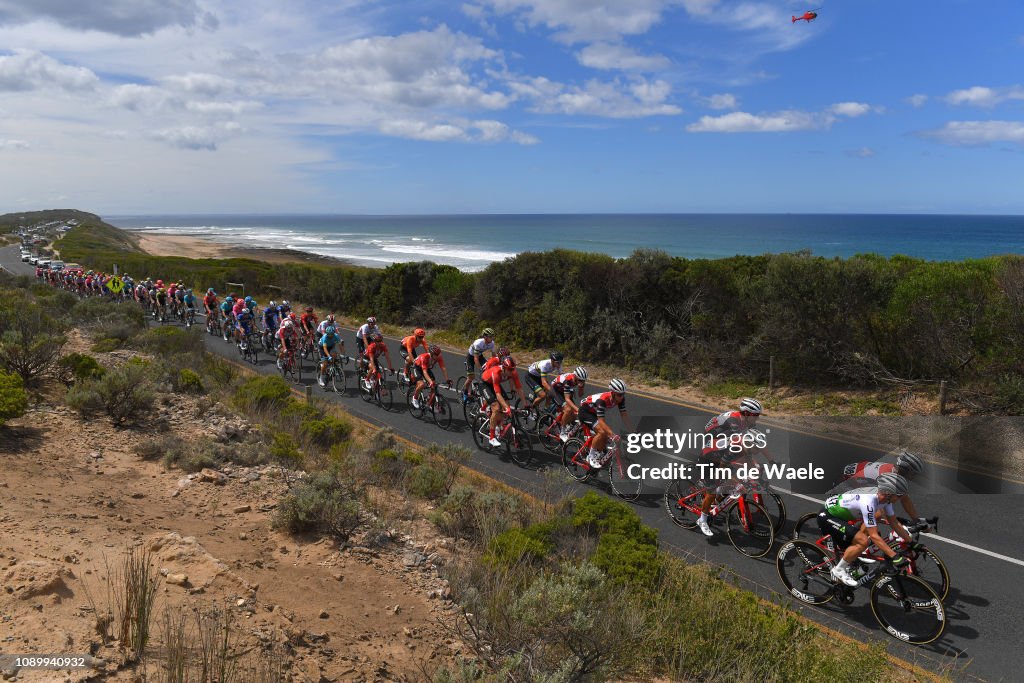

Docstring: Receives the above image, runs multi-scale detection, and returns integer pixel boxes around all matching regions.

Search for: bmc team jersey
[842,461,896,481]
[357,323,381,340]
[825,489,896,528]
[580,391,626,418]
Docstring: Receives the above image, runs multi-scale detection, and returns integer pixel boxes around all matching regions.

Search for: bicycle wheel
[869,574,946,645]
[518,406,540,434]
[377,381,393,410]
[250,339,259,365]
[359,375,373,402]
[903,545,951,602]
[561,438,591,482]
[776,540,836,605]
[508,423,533,467]
[792,511,821,540]
[471,414,492,452]
[536,414,563,454]
[663,479,705,529]
[726,499,776,558]
[329,364,346,394]
[407,389,427,419]
[430,394,453,430]
[607,451,642,502]
[752,491,787,536]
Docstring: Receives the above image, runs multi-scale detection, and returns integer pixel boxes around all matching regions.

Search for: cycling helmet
[609,378,627,394]
[305,306,313,313]
[896,451,925,476]
[325,325,336,335]
[289,313,297,321]
[429,344,441,356]
[281,319,293,328]
[326,314,335,322]
[282,300,290,307]
[268,300,277,308]
[481,327,495,337]
[367,316,377,325]
[739,398,763,416]
[574,366,588,380]
[414,328,426,337]
[373,333,384,343]
[496,346,511,358]
[207,288,215,295]
[876,473,910,497]
[501,356,516,370]
[550,350,564,363]
[156,279,163,286]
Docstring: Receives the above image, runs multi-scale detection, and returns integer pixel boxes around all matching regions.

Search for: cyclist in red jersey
[411,344,451,409]
[578,379,634,468]
[480,357,528,447]
[694,398,762,536]
[838,450,929,528]
[300,307,318,342]
[362,333,394,385]
[550,366,588,441]
[401,328,428,382]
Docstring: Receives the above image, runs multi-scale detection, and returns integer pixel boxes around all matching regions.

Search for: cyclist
[203,288,218,317]
[362,332,393,387]
[182,288,197,323]
[694,398,763,537]
[317,324,344,387]
[578,379,634,469]
[276,317,299,366]
[357,316,382,356]
[461,328,496,403]
[411,344,451,409]
[315,313,338,336]
[154,287,169,319]
[400,328,429,382]
[525,350,563,409]
[550,366,588,441]
[174,283,187,316]
[300,306,319,346]
[236,302,255,347]
[819,473,915,587]
[261,301,280,348]
[837,450,929,528]
[231,296,248,342]
[481,356,529,448]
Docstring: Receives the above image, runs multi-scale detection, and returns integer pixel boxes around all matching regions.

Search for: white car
[29,256,40,265]
[21,253,32,262]
[49,260,65,271]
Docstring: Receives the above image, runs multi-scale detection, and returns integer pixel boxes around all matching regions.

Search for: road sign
[107,276,124,294]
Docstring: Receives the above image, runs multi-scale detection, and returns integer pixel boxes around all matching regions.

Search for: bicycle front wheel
[776,540,836,605]
[663,479,706,529]
[903,545,951,602]
[359,376,373,402]
[471,415,492,452]
[607,451,642,502]
[536,414,563,453]
[561,438,591,482]
[377,381,393,410]
[430,394,453,430]
[508,424,533,467]
[330,365,346,394]
[726,499,776,558]
[869,574,946,645]
[407,390,426,419]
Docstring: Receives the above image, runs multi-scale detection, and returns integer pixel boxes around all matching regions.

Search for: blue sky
[0,0,1022,214]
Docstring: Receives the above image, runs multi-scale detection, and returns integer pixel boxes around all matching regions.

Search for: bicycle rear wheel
[561,438,591,482]
[753,491,787,536]
[869,574,946,645]
[776,540,836,605]
[508,423,533,467]
[430,394,453,430]
[726,499,775,558]
[377,381,393,410]
[407,389,427,419]
[471,415,493,452]
[663,479,705,529]
[537,414,563,453]
[607,451,642,502]
[792,511,821,540]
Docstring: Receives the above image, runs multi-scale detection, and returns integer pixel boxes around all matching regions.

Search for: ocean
[109,214,1024,272]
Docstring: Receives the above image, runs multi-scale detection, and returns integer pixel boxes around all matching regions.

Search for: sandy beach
[134,233,350,266]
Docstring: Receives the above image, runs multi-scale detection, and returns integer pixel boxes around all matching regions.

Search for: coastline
[133,232,353,267]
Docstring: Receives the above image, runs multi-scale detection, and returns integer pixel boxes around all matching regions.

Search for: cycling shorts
[817,511,860,552]
[524,373,545,396]
[480,382,507,405]
[465,352,486,375]
[549,387,568,408]
[413,366,435,384]
[578,405,599,430]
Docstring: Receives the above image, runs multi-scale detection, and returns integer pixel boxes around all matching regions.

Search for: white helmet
[896,451,924,475]
[282,319,293,328]
[877,473,910,496]
[609,378,627,394]
[739,398,763,416]
[574,366,588,381]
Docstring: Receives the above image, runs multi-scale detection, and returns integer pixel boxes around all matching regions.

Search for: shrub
[270,432,302,466]
[56,352,105,385]
[300,414,353,448]
[0,304,67,383]
[66,362,155,426]
[233,376,292,412]
[199,355,238,389]
[592,532,662,589]
[174,369,205,394]
[273,472,361,540]
[91,338,122,353]
[571,491,658,547]
[0,370,28,426]
[405,464,448,500]
[431,486,529,544]
[485,524,555,567]
[132,326,203,357]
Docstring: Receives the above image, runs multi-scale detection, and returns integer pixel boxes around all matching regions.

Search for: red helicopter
[792,8,821,23]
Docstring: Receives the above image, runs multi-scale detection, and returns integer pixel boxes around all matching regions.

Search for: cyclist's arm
[861,522,898,559]
[883,512,913,544]
[898,494,921,519]
[619,407,634,433]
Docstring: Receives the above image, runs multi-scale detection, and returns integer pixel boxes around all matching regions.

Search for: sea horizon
[109,212,1024,272]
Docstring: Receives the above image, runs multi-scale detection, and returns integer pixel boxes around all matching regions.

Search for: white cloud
[703,92,737,110]
[846,147,875,158]
[151,122,241,150]
[687,109,828,132]
[0,0,218,37]
[477,0,676,43]
[944,85,1024,108]
[0,138,29,149]
[515,75,681,118]
[906,94,928,107]
[576,42,670,71]
[0,49,98,91]
[922,120,1024,146]
[829,102,871,117]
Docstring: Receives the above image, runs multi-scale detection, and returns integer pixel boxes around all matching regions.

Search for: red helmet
[414,328,426,337]
[305,306,314,313]
[429,344,441,356]
[501,357,516,371]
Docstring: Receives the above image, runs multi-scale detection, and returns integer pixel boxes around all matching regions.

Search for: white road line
[646,447,1024,567]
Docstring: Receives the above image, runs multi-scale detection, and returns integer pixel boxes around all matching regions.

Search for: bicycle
[471,406,533,466]
[791,514,948,601]
[237,330,259,365]
[358,365,393,410]
[776,521,946,645]
[456,375,486,426]
[277,345,301,382]
[663,478,775,557]
[320,353,348,393]
[221,315,234,342]
[205,309,220,336]
[184,305,196,329]
[408,379,454,429]
[536,412,582,454]
[396,365,414,396]
[562,432,642,503]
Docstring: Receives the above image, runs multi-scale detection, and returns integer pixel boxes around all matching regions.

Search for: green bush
[91,338,122,352]
[571,492,658,547]
[233,375,292,412]
[65,362,155,425]
[485,523,555,567]
[174,368,205,394]
[301,414,352,447]
[56,353,105,384]
[592,532,662,588]
[273,472,361,540]
[405,464,448,500]
[0,370,28,426]
[270,432,302,466]
[132,326,204,357]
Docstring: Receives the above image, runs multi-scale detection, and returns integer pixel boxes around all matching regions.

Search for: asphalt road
[3,244,1022,681]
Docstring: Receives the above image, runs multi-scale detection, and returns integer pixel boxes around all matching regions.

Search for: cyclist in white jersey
[356,316,381,355]
[461,328,495,402]
[525,351,563,409]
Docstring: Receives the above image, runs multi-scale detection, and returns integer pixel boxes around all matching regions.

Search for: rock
[2,560,69,600]
[165,573,188,586]
[233,505,251,514]
[319,610,329,619]
[199,468,227,485]
[402,552,426,568]
[239,533,248,541]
